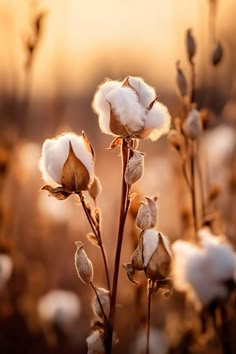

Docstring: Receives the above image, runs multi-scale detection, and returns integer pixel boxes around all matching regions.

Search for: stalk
[190,140,198,236]
[146,280,153,354]
[107,138,130,353]
[78,192,111,292]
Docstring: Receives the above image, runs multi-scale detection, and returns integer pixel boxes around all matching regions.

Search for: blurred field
[0,1,236,353]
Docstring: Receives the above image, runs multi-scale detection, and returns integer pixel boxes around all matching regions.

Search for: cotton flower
[92,76,171,141]
[0,254,13,290]
[130,229,172,281]
[129,327,169,354]
[172,228,235,309]
[39,132,95,196]
[37,289,81,327]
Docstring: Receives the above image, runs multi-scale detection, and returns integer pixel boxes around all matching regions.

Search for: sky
[0,0,235,98]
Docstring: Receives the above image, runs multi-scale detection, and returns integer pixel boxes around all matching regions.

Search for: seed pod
[136,202,152,230]
[131,234,144,271]
[176,60,188,97]
[125,151,144,185]
[123,263,138,284]
[145,196,158,228]
[186,29,196,63]
[92,288,110,319]
[145,233,172,281]
[182,108,202,139]
[168,130,184,151]
[75,241,94,284]
[211,41,223,66]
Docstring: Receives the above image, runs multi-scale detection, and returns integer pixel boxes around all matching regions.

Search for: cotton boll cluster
[92,76,171,141]
[172,228,236,309]
[37,289,81,328]
[0,254,13,290]
[129,327,169,354]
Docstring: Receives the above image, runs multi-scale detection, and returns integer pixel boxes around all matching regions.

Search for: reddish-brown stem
[78,192,111,292]
[190,140,198,236]
[146,280,153,354]
[107,138,130,354]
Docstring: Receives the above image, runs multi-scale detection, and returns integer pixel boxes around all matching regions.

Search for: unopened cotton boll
[92,287,110,319]
[131,229,172,281]
[125,151,144,185]
[136,196,158,230]
[75,241,94,284]
[183,109,202,139]
[37,289,81,327]
[39,132,95,193]
[0,254,13,289]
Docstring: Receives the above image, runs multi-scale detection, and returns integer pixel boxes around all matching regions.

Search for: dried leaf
[147,97,158,111]
[88,176,102,200]
[61,141,90,192]
[82,131,95,160]
[41,185,71,200]
[87,233,100,247]
[123,263,138,284]
[107,137,122,150]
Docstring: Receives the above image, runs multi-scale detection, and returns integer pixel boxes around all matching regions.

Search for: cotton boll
[107,87,146,134]
[37,289,81,327]
[143,102,171,141]
[128,76,156,108]
[39,133,94,188]
[92,80,121,135]
[130,327,169,354]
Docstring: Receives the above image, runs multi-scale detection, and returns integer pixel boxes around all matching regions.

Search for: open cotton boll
[144,102,171,141]
[39,133,94,186]
[92,80,121,135]
[142,229,159,267]
[107,87,146,133]
[128,76,156,108]
[198,228,235,282]
[37,289,81,327]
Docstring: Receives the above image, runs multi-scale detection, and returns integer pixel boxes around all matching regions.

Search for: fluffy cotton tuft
[39,133,94,186]
[92,80,121,135]
[107,87,146,133]
[142,229,159,267]
[128,76,156,107]
[37,289,81,327]
[172,229,235,309]
[144,102,171,141]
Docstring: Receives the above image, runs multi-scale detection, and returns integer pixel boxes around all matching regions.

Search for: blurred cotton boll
[172,228,235,309]
[0,254,13,290]
[37,191,73,224]
[16,142,41,182]
[39,132,95,192]
[92,76,171,140]
[37,289,81,328]
[205,124,236,173]
[129,327,169,354]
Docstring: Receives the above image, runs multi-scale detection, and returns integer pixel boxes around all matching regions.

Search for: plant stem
[78,192,111,292]
[190,140,198,236]
[146,280,153,354]
[196,143,207,224]
[107,138,130,354]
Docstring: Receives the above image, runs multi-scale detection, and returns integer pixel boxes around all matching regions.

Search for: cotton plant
[39,75,171,354]
[124,195,172,354]
[0,253,13,290]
